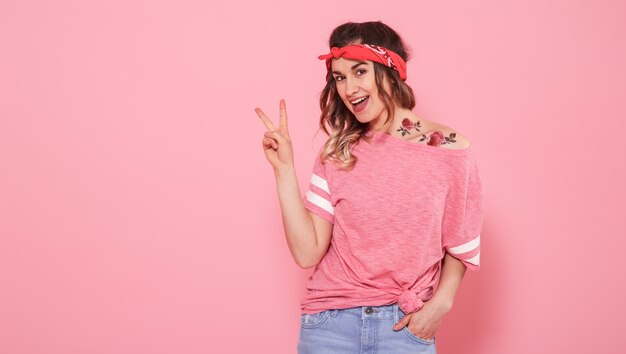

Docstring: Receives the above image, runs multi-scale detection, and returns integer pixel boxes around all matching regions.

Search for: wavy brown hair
[318,21,416,170]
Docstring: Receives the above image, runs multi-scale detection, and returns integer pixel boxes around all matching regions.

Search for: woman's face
[331,57,393,130]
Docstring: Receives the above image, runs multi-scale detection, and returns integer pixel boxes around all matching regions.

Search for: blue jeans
[297,303,437,354]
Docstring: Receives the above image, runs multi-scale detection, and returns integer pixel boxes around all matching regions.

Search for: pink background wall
[1,1,625,353]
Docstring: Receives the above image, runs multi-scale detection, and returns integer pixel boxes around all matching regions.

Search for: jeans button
[365,307,373,314]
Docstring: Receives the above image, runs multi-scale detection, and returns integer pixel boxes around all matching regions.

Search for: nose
[345,76,360,95]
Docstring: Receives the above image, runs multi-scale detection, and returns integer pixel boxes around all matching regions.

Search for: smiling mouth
[351,96,369,112]
[350,95,369,113]
[351,96,369,106]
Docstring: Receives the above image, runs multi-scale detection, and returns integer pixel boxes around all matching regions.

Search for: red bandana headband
[318,44,407,81]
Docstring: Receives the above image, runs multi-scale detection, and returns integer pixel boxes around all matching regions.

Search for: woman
[255,21,484,353]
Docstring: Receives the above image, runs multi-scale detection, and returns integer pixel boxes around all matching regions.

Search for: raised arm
[255,99,333,268]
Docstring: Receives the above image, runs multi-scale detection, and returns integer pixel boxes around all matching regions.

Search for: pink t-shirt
[300,129,484,315]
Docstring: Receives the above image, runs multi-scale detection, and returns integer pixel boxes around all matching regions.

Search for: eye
[356,69,366,75]
[334,76,345,82]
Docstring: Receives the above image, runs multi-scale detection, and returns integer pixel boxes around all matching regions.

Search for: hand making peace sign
[255,99,295,173]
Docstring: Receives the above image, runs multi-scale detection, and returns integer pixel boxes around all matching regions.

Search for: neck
[370,107,419,136]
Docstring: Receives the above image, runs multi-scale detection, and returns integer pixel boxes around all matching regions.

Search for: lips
[350,96,369,105]
[350,95,369,113]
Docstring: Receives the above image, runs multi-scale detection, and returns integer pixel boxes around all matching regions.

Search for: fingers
[256,99,288,133]
[255,107,276,132]
[262,137,278,150]
[263,131,279,149]
[393,314,411,331]
[264,130,287,145]
[279,99,288,130]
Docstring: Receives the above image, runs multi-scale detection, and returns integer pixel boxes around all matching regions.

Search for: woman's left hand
[393,298,452,340]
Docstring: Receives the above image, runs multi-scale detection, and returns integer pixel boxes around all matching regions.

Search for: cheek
[369,88,381,105]
[336,86,349,103]
[335,84,345,96]
[366,82,379,99]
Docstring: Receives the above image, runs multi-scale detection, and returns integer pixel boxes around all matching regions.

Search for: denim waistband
[333,303,399,319]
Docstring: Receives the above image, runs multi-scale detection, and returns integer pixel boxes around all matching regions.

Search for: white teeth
[351,96,368,105]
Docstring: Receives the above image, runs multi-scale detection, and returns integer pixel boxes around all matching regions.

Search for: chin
[353,115,373,124]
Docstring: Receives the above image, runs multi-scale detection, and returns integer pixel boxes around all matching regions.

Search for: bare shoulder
[426,121,472,150]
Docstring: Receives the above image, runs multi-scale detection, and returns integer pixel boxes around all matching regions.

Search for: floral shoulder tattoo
[397,118,457,147]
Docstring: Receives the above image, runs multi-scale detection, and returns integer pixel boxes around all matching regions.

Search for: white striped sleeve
[447,235,481,268]
[302,153,334,224]
[443,156,484,271]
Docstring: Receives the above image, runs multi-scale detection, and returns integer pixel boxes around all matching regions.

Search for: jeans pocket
[396,304,436,345]
[401,326,436,345]
[300,310,332,329]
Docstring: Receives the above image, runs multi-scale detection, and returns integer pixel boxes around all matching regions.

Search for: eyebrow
[331,61,368,75]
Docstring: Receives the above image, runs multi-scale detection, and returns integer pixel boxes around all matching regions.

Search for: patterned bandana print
[318,44,407,81]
